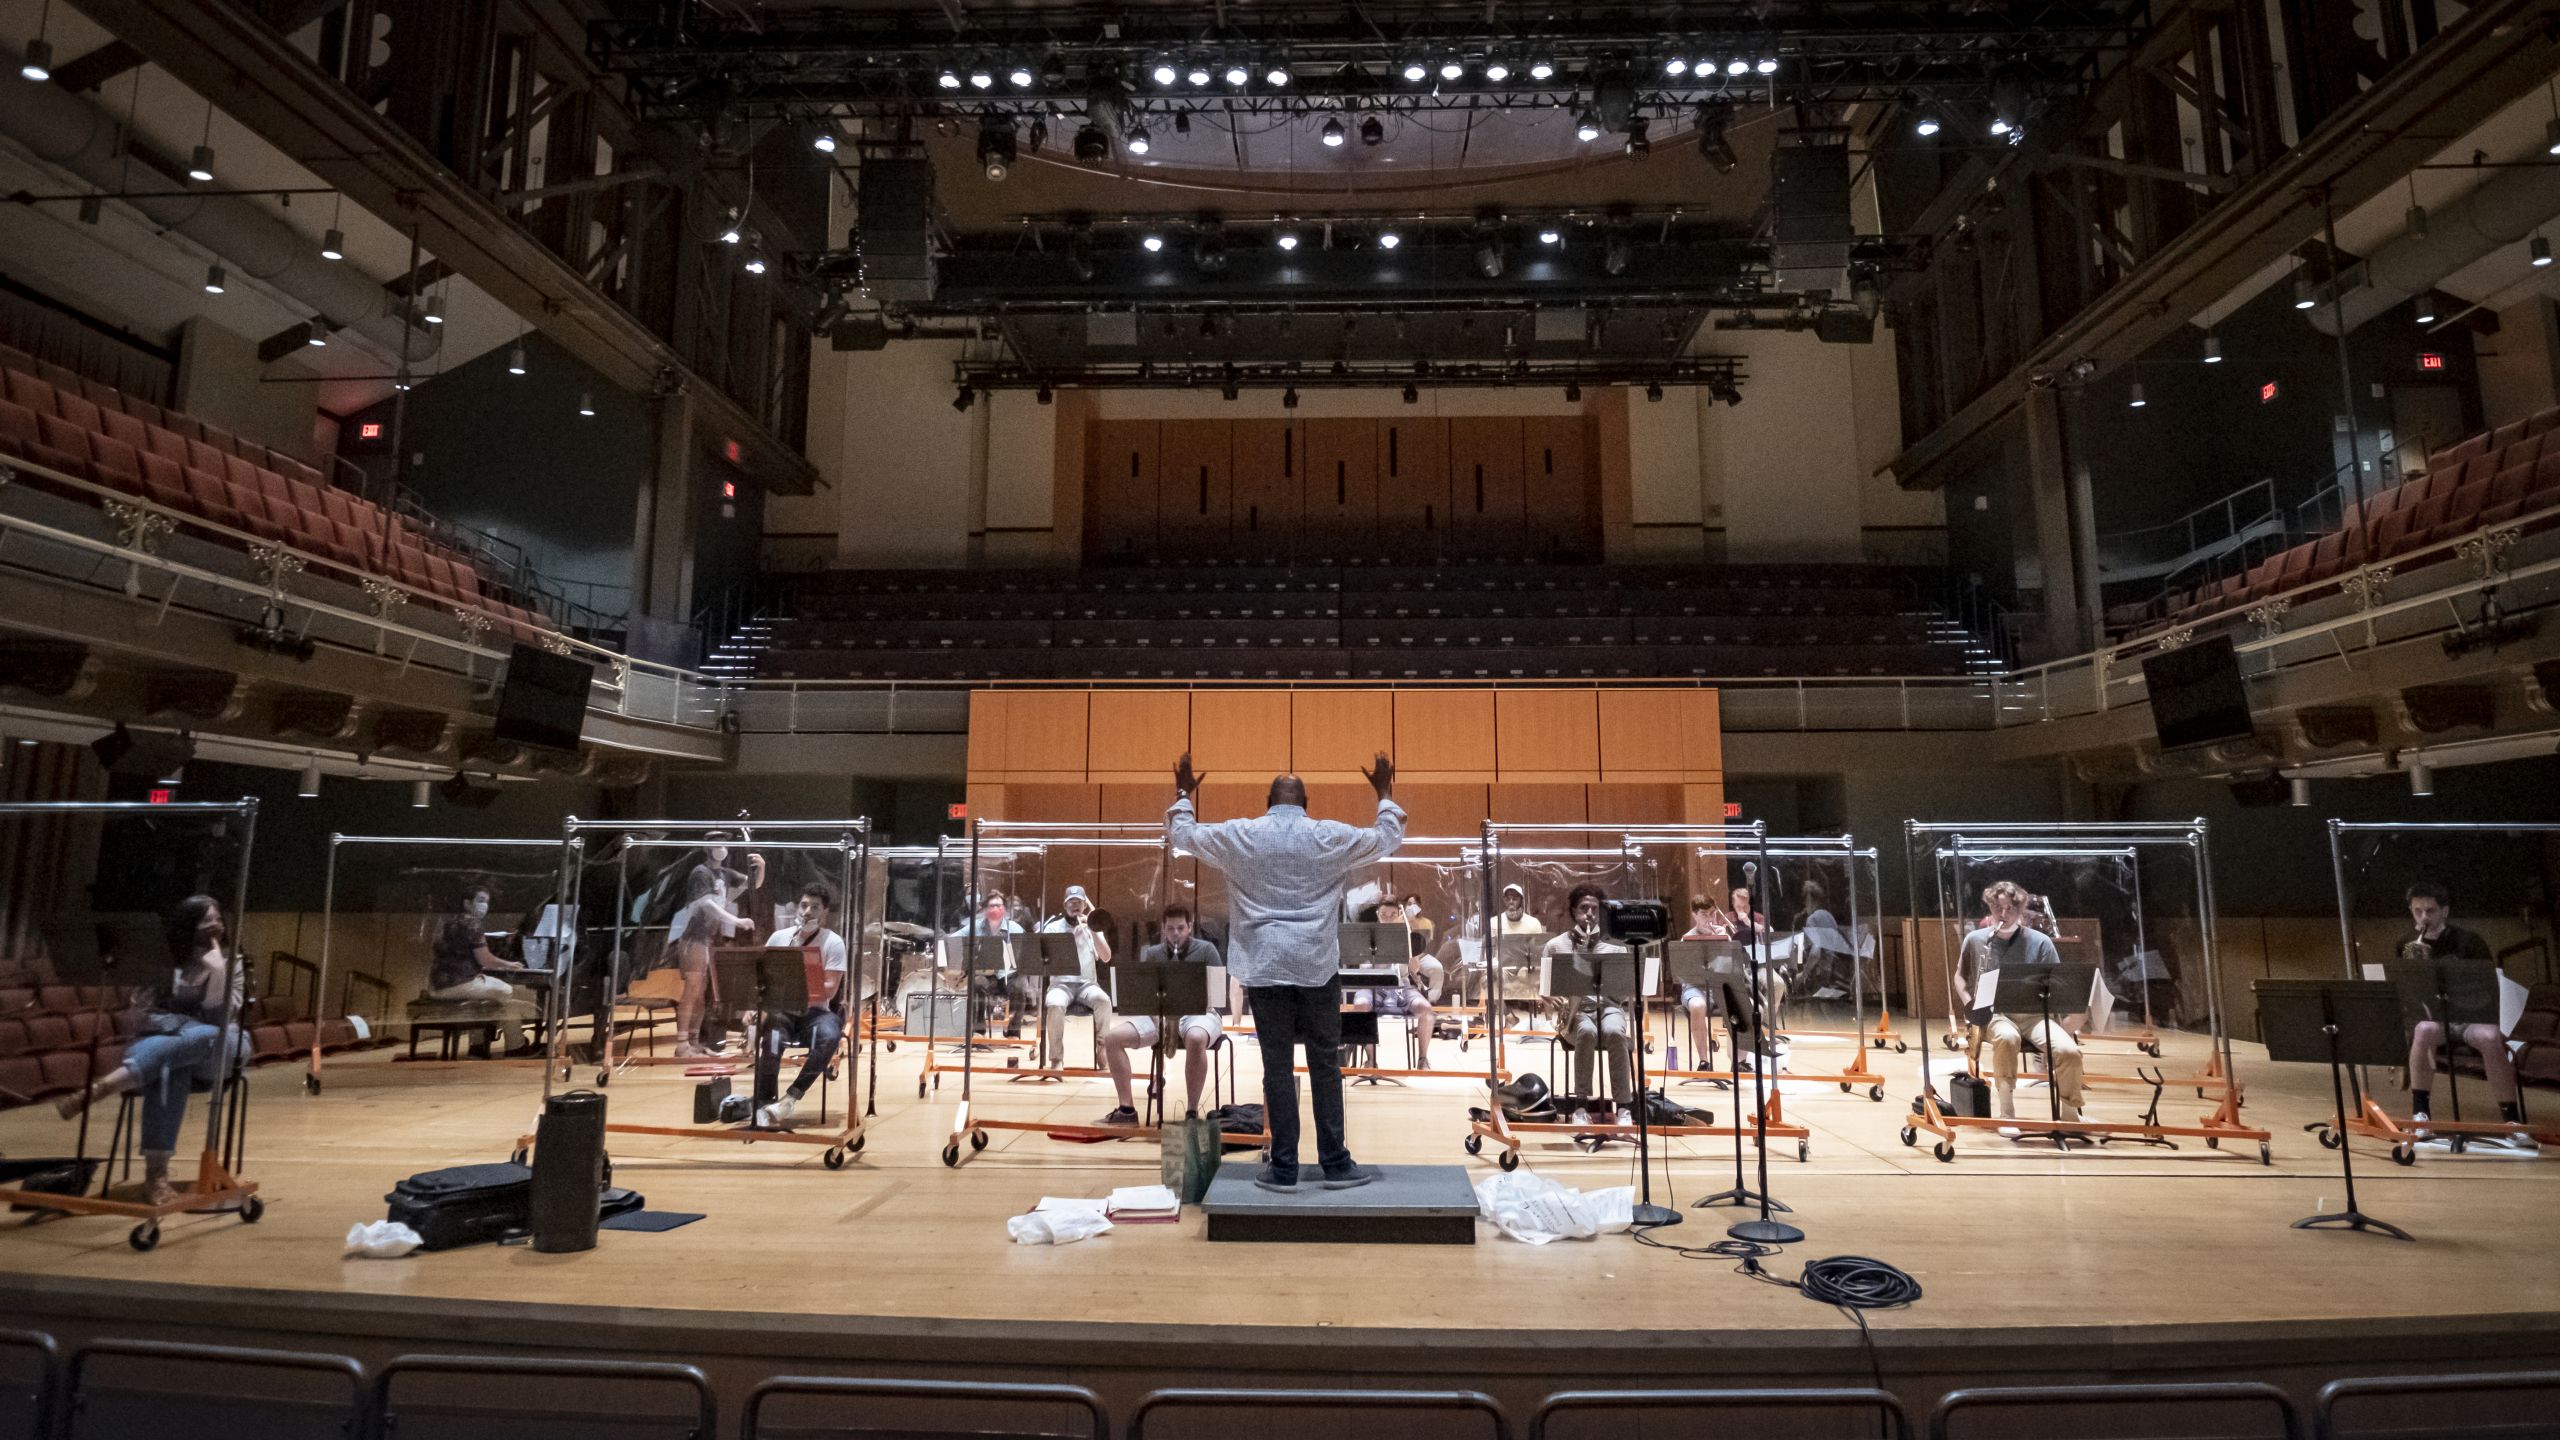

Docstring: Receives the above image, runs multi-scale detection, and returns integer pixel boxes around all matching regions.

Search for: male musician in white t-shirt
[752,882,850,1127]
[1095,902,1221,1125]
[1035,884,1116,1068]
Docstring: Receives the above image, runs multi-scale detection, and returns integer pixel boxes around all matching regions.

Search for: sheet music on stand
[1117,963,1210,1022]
[1337,921,1413,971]
[1545,949,1652,1001]
[711,946,814,1026]
[524,904,577,972]
[939,934,1016,975]
[1021,932,1093,979]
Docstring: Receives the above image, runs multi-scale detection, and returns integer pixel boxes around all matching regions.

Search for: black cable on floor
[1737,1254,1921,1434]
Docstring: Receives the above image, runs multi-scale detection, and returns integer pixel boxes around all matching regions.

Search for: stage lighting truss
[952,353,1744,398]
[589,6,2137,122]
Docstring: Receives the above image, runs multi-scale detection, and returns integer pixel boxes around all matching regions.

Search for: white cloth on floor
[1473,1169,1635,1244]
[344,1220,423,1259]
[1008,1205,1113,1245]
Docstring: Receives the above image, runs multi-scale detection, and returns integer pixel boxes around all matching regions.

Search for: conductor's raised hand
[1362,752,1396,798]
[1173,752,1207,798]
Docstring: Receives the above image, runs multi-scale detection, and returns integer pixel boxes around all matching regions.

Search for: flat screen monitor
[494,644,594,753]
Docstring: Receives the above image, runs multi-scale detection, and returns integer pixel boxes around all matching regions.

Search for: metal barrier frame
[0,1329,58,1440]
[1130,1387,1510,1440]
[2315,1369,2560,1438]
[742,1375,1108,1440]
[373,1354,717,1440]
[65,1337,367,1440]
[0,798,263,1249]
[1930,1380,2303,1440]
[1532,1386,1913,1440]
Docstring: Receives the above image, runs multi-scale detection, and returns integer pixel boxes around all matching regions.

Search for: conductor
[1167,751,1406,1193]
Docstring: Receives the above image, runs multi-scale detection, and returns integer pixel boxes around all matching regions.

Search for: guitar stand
[2095,1066,2178,1150]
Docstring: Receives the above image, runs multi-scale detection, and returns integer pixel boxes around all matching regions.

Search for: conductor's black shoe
[1252,1165,1298,1193]
[1097,1106,1139,1127]
[1319,1165,1381,1190]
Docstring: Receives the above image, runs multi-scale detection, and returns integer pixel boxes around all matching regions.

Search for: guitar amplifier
[904,990,967,1036]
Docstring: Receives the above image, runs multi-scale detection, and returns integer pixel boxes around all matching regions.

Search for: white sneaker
[1998,1125,2022,1139]
[756,1093,798,1128]
[2409,1111,2433,1141]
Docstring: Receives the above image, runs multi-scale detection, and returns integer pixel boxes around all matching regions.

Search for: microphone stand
[1727,936,1805,1245]
[1629,942,1679,1228]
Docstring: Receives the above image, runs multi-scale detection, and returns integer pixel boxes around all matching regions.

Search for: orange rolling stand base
[2332,1095,2559,1166]
[517,1101,867,1172]
[0,1149,262,1253]
[1900,1074,2271,1164]
[1464,1089,1812,1171]
[939,1098,1273,1167]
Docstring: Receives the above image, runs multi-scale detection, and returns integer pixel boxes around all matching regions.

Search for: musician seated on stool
[1675,895,1727,1070]
[945,895,1021,1032]
[1347,900,1439,1070]
[1393,897,1448,1002]
[1952,879,2085,1137]
[1035,884,1115,1069]
[752,882,849,1128]
[2399,880,2536,1152]
[1097,903,1221,1124]
[1491,883,1547,1030]
[428,882,532,1058]
[56,896,248,1205]
[1541,884,1633,1103]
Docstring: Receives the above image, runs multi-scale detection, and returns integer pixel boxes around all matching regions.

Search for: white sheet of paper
[1108,1184,1179,1212]
[2087,971,2117,1033]
[2360,963,2386,981]
[1971,967,1999,1023]
[2499,970,2528,1036]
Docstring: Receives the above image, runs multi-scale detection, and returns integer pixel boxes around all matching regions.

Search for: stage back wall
[965,687,1725,835]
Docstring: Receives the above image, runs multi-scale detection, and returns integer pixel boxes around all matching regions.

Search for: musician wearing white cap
[1035,884,1116,1068]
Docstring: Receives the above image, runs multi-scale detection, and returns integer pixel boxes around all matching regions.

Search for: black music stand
[1118,962,1212,1123]
[936,933,1014,1086]
[713,946,812,1120]
[2384,956,2502,1143]
[1989,961,2098,1147]
[1339,922,1410,1076]
[1691,947,1794,1233]
[1021,933,1102,1075]
[2257,979,2413,1241]
[1553,946,1678,1228]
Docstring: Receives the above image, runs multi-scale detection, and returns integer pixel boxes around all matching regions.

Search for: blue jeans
[1246,979,1355,1182]
[754,1008,844,1106]
[122,1020,224,1155]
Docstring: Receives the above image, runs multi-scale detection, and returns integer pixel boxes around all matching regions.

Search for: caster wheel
[595,1071,610,1088]
[2450,1137,2469,1156]
[941,1142,961,1167]
[240,1195,265,1224]
[1497,1149,1520,1172]
[823,1147,847,1170]
[2206,1136,2219,1150]
[886,1043,898,1053]
[1464,1134,1484,1155]
[1895,1042,1909,1055]
[2318,1128,2341,1150]
[970,1130,989,1151]
[2392,1144,2415,1167]
[1898,1125,1917,1147]
[303,1073,321,1096]
[2259,1143,2272,1166]
[510,1147,529,1167]
[1869,1085,1885,1102]
[1839,1083,1853,1094]
[851,1135,866,1154]
[128,1222,160,1252]
[1797,1140,1810,1162]
[2143,1042,2162,1057]
[915,1083,927,1100]
[1933,1141,1954,1163]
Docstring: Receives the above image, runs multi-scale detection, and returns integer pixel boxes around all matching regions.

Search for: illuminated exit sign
[2418,352,2445,371]
[2260,381,2279,403]
[947,803,969,820]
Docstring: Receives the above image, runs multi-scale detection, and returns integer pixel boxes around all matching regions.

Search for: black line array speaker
[857,155,939,304]
[528,1088,608,1253]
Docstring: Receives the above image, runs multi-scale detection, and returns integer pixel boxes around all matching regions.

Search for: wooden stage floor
[3,1022,2556,1412]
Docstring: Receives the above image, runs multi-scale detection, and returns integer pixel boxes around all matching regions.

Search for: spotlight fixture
[1266,62,1291,86]
[1402,59,1428,82]
[305,326,327,347]
[1141,233,1165,252]
[1664,57,1689,77]
[2289,776,2312,808]
[421,292,443,325]
[2127,381,2146,409]
[2408,758,2433,797]
[1603,228,1632,276]
[938,68,962,90]
[1989,117,2013,136]
[202,263,226,295]
[297,757,321,798]
[977,119,1018,180]
[1529,58,1555,81]
[1474,231,1506,279]
[1220,367,1240,401]
[1282,387,1299,409]
[2203,334,2222,363]
[1485,59,1511,82]
[1402,383,1419,403]
[1009,62,1035,88]
[813,129,837,154]
[719,209,742,244]
[1575,111,1601,142]
[953,385,976,412]
[1153,58,1179,85]
[1321,115,1345,146]
[1695,104,1737,172]
[1756,57,1779,75]
[743,251,767,275]
[2535,234,2553,267]
[1181,59,1207,87]
[1726,58,1749,76]
[1193,227,1229,273]
[188,144,216,183]
[1915,114,1941,137]
[969,64,994,90]
[1275,230,1300,251]
[2292,276,2317,310]
[1074,122,1110,164]
[2547,117,2560,156]
[1359,115,1385,146]
[1377,229,1401,250]
[1624,117,1650,157]
[1126,124,1152,155]
[1036,383,1054,405]
[410,778,431,809]
[1712,380,1742,406]
[1440,58,1465,81]
[1538,224,1562,245]
[2416,293,2437,325]
[507,344,527,376]
[1563,380,1581,401]
[1028,118,1048,151]
[578,392,596,417]
[320,226,345,261]
[1645,382,1665,402]
[21,37,52,83]
[1224,62,1250,87]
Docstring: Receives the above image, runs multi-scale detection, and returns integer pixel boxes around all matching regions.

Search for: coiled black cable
[1738,1254,1922,1430]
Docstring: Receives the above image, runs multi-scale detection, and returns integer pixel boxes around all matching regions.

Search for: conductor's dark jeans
[1245,979,1354,1182]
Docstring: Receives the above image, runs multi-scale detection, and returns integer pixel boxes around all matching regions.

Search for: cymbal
[873,921,935,940]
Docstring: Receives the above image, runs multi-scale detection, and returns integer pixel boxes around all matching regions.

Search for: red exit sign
[1723,802,1742,819]
[2419,352,2445,371]
[947,802,969,820]
[358,421,383,440]
[147,788,174,805]
[2260,381,2279,403]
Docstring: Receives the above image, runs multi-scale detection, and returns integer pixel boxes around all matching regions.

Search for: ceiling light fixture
[1538,224,1562,245]
[1377,229,1401,249]
[1528,59,1555,81]
[938,68,962,90]
[188,144,216,183]
[1575,110,1602,143]
[1276,230,1299,250]
[1915,114,1941,137]
[1266,62,1291,87]
[1152,58,1179,86]
[1485,59,1511,82]
[1756,57,1779,75]
[1321,115,1345,146]
[1126,124,1152,155]
[1440,58,1465,81]
[2127,381,2146,409]
[21,37,51,83]
[1402,59,1428,83]
[1725,58,1749,77]
[1225,62,1250,87]
[202,263,226,295]
[2203,333,2222,363]
[2534,233,2552,267]
[1187,59,1212,87]
[1664,57,1689,77]
[1141,233,1165,252]
[1359,114,1385,146]
[578,392,596,417]
[1009,63,1035,88]
[507,343,527,375]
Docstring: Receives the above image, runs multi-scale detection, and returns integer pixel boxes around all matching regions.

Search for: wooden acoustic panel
[999,783,1101,824]
[1190,690,1294,779]
[1393,689,1496,779]
[1291,689,1394,779]
[1396,782,1491,842]
[1230,420,1298,560]
[1158,419,1232,550]
[1597,689,1693,780]
[1522,415,1596,561]
[1002,692,1090,778]
[1679,691,1725,778]
[1089,420,1159,561]
[1099,783,1168,824]
[1495,689,1601,778]
[1086,690,1190,780]
[1300,781,1383,827]
[1448,416,1525,552]
[1488,783,1588,825]
[966,691,1010,774]
[1301,418,1377,553]
[1585,782,1682,827]
[1376,418,1451,540]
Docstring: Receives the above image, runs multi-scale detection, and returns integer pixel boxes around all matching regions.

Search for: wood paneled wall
[966,687,1723,838]
[1083,417,1599,562]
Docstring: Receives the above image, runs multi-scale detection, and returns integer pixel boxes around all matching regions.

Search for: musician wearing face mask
[1540,884,1634,1103]
[1951,879,2084,1136]
[429,882,531,1058]
[2398,881,2535,1151]
[1035,885,1117,1069]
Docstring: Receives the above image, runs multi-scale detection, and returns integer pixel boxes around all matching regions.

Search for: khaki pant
[1986,1013,2083,1120]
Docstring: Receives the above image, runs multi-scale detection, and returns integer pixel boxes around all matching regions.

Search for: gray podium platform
[1199,1162,1479,1244]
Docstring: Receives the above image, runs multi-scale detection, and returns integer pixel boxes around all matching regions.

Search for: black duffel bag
[386,1162,534,1251]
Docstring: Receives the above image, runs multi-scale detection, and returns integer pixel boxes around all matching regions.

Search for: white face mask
[465,897,489,922]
